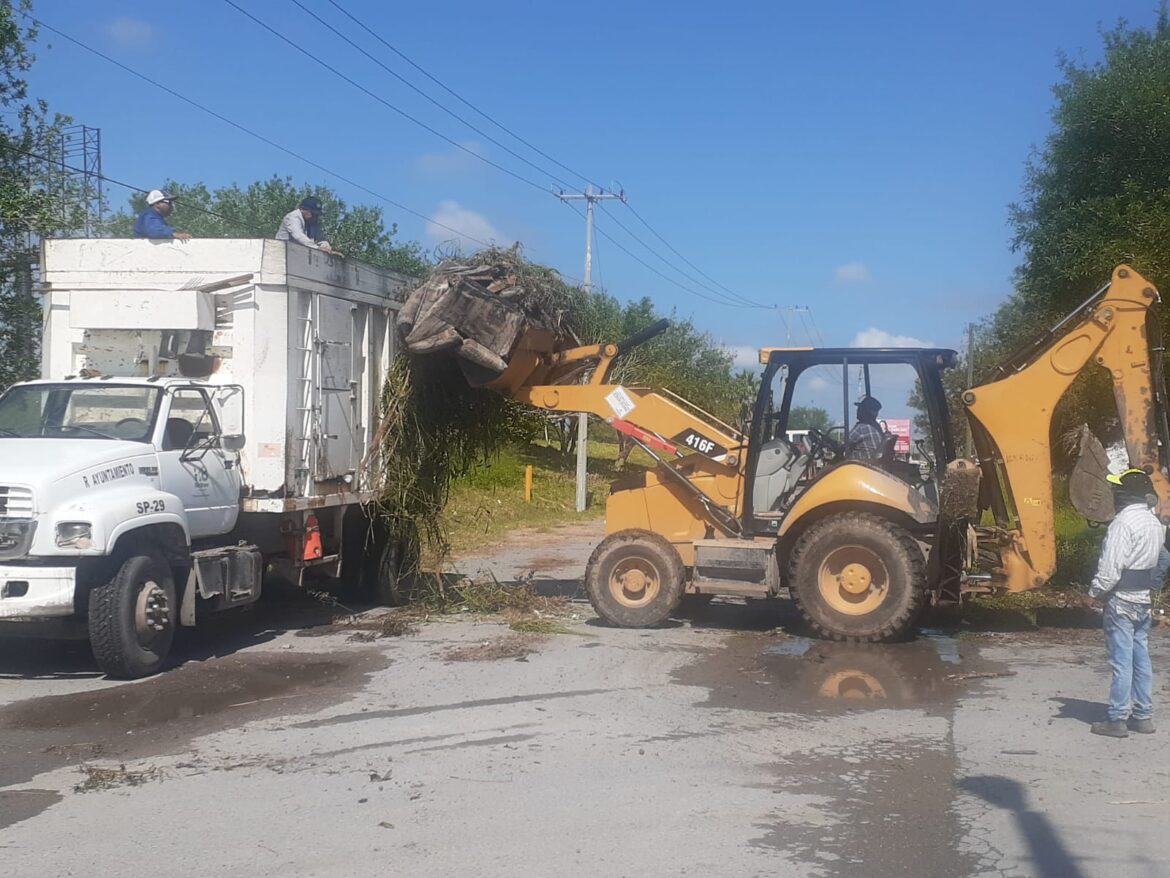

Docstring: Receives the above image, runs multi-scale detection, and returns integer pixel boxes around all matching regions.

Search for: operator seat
[752,437,809,514]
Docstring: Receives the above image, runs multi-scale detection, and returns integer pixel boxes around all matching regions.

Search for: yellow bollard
[524,464,533,503]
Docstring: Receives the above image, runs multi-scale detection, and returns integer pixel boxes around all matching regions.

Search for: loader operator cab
[744,346,957,534]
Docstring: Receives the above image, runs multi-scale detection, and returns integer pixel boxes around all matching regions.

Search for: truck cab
[0,238,414,678]
[0,376,251,676]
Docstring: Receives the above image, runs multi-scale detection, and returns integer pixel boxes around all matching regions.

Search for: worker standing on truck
[1088,468,1170,738]
[276,196,342,256]
[133,190,192,241]
[847,396,885,460]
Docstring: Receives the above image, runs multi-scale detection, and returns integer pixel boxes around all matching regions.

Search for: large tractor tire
[88,548,176,678]
[788,512,925,642]
[585,529,685,628]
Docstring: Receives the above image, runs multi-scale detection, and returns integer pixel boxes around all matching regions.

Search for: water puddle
[675,629,1002,715]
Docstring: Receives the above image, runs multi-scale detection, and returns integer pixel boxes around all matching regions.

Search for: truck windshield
[0,385,161,442]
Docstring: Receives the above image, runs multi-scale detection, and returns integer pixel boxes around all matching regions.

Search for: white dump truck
[0,239,410,677]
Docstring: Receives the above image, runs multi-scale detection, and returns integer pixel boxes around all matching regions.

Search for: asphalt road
[2,522,1168,878]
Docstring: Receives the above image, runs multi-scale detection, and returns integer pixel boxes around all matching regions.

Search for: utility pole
[778,305,811,345]
[559,185,627,512]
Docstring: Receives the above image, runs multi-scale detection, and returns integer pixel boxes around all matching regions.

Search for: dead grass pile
[443,634,544,663]
[367,247,581,567]
[74,764,160,793]
[407,573,566,618]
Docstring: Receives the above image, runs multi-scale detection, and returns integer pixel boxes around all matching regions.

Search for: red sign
[881,418,912,454]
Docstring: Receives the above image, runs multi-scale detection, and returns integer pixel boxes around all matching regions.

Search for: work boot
[1090,719,1129,738]
[1128,717,1156,734]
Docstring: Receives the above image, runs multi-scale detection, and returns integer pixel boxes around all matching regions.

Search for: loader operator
[847,396,885,460]
[1088,468,1170,738]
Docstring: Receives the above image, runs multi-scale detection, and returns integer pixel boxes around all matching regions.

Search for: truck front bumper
[0,565,76,620]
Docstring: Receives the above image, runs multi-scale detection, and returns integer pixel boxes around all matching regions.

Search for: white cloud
[726,345,761,371]
[850,327,933,348]
[416,142,485,175]
[834,262,872,284]
[425,201,502,252]
[107,17,155,48]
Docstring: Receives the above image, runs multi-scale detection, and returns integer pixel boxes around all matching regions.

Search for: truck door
[157,387,242,537]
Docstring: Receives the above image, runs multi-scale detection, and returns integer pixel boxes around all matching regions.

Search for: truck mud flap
[183,544,263,623]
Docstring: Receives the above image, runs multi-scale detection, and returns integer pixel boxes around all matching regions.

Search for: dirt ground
[2,520,1169,877]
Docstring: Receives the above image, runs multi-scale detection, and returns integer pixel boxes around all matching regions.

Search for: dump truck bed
[40,238,411,510]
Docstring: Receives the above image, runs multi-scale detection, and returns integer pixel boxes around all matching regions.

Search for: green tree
[788,405,830,431]
[105,176,430,277]
[0,1,85,386]
[997,9,1170,450]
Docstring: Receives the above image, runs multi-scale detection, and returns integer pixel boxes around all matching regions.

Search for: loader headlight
[56,521,93,549]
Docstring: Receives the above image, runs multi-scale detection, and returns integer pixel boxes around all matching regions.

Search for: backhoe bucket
[1068,425,1114,524]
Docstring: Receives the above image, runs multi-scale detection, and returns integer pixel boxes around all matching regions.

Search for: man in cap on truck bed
[276,196,342,256]
[133,190,192,241]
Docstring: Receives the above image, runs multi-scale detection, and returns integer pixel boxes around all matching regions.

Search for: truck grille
[0,486,34,519]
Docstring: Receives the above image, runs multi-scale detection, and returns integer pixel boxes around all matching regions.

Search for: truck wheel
[365,529,414,607]
[585,530,685,627]
[788,513,925,642]
[88,549,176,678]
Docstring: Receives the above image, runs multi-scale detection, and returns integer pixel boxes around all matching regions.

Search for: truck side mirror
[219,434,246,452]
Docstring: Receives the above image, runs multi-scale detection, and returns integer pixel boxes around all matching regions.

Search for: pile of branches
[367,247,580,561]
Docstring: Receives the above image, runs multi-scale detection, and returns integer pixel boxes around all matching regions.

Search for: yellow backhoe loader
[401,264,1170,641]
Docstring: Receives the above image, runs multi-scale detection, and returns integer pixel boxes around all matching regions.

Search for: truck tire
[342,510,415,607]
[585,530,685,627]
[365,528,415,607]
[788,512,925,642]
[88,548,176,678]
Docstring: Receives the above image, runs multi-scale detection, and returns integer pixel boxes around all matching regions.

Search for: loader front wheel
[789,513,925,642]
[585,530,685,628]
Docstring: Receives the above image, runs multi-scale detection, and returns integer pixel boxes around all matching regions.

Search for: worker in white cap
[134,189,192,241]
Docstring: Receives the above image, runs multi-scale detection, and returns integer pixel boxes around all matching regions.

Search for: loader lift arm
[485,318,749,536]
[963,264,1170,592]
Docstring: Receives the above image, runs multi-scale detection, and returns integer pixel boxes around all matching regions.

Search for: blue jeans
[1103,598,1153,721]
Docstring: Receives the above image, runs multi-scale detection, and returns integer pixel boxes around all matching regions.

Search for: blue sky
[24,0,1161,372]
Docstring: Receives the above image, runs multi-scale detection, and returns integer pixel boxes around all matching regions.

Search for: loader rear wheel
[788,513,925,642]
[88,549,176,679]
[585,530,685,628]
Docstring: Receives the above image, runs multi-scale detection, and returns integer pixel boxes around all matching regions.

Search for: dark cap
[855,396,882,412]
[299,196,323,214]
[1107,468,1156,497]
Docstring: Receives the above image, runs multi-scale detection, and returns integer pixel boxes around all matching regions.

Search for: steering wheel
[805,427,845,460]
[114,417,149,439]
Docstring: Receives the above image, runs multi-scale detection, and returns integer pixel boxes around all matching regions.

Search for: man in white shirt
[276,196,342,256]
[1088,468,1170,737]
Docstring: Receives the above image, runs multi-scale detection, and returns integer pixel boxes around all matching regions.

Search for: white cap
[145,189,172,206]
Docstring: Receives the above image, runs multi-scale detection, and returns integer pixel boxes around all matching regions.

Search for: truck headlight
[56,521,93,549]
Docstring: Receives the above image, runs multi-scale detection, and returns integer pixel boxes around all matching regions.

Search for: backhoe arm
[963,265,1170,591]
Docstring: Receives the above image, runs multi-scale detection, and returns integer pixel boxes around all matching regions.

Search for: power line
[222,0,553,196]
[289,0,577,192]
[597,202,766,309]
[559,200,760,309]
[248,2,761,308]
[23,14,494,249]
[323,0,602,192]
[620,200,773,309]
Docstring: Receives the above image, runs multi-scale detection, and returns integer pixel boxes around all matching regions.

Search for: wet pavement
[1,524,1169,876]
